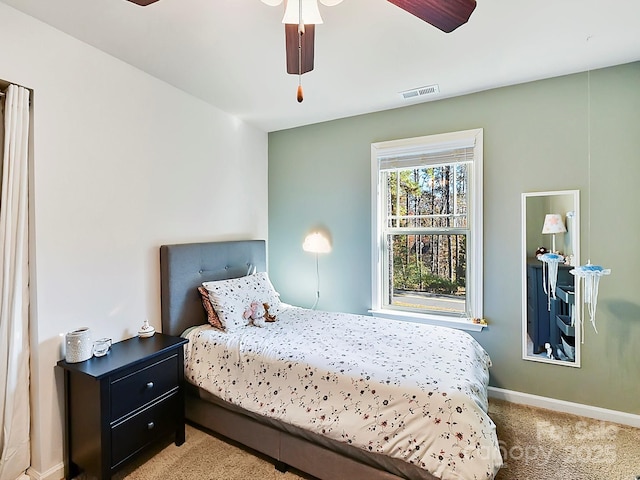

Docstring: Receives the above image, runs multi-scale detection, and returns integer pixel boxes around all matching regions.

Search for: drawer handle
[146,382,154,389]
[147,422,155,430]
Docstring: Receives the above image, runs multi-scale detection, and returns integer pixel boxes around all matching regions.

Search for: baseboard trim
[488,387,640,428]
[26,463,64,480]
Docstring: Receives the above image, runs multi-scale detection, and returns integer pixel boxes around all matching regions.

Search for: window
[371,129,483,330]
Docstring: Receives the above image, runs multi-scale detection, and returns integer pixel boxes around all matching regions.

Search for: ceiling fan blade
[285,24,315,75]
[387,0,477,33]
[126,0,161,6]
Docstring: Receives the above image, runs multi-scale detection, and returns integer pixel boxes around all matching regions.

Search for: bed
[160,240,502,480]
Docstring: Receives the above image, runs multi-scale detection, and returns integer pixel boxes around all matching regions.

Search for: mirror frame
[521,190,581,367]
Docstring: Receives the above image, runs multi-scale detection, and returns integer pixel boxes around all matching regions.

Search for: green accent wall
[268,62,640,415]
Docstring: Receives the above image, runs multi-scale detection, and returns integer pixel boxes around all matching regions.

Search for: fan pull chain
[296,0,304,102]
[296,29,304,102]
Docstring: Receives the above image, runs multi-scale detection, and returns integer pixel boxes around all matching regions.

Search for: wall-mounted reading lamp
[302,232,331,309]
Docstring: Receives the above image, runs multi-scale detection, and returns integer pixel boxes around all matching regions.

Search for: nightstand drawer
[110,353,179,421]
[111,391,179,467]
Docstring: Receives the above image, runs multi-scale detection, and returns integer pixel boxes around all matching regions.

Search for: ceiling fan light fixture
[282,0,324,25]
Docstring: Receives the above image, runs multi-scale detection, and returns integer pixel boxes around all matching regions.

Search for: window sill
[369,309,486,332]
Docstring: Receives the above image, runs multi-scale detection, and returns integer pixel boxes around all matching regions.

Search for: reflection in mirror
[522,190,581,367]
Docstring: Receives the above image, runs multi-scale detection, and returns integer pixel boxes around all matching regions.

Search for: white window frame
[370,129,484,332]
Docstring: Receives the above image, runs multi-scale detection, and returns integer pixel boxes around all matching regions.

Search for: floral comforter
[183,306,502,479]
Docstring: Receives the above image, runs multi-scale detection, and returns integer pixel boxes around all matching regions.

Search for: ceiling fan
[125,0,477,101]
[263,0,477,102]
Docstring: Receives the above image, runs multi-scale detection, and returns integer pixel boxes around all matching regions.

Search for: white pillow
[202,272,282,329]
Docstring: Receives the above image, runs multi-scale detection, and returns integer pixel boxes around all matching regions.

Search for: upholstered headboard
[159,240,267,337]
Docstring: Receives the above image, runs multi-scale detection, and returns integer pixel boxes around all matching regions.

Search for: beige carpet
[80,399,639,480]
[108,427,309,480]
[489,399,640,480]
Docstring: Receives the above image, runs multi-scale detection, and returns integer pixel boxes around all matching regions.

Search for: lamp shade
[282,0,324,24]
[541,213,567,234]
[303,232,331,253]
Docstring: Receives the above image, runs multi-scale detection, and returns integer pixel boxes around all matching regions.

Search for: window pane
[386,233,466,315]
[385,164,469,230]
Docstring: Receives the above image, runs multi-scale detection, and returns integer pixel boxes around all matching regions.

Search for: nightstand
[526,261,573,354]
[57,333,189,480]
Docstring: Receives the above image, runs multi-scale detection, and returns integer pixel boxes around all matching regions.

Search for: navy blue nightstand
[57,333,188,479]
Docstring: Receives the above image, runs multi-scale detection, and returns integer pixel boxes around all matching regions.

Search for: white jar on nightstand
[65,327,93,363]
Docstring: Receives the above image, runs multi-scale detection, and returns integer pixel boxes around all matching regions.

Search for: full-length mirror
[522,190,581,366]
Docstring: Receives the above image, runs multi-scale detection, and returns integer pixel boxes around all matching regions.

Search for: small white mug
[93,338,112,357]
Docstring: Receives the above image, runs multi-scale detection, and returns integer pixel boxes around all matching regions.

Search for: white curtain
[0,84,31,480]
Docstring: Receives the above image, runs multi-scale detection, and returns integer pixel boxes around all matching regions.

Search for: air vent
[399,84,440,100]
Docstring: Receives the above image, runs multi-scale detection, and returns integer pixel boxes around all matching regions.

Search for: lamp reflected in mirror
[539,213,568,305]
[541,213,566,253]
[522,190,581,367]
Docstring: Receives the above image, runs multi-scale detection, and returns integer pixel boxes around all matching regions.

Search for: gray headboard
[160,240,267,337]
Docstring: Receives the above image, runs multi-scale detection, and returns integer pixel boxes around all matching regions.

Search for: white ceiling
[3,0,640,132]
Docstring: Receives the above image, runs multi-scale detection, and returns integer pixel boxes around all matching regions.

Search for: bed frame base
[186,393,404,480]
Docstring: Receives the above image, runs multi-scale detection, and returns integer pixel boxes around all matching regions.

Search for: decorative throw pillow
[197,286,225,331]
[202,272,282,329]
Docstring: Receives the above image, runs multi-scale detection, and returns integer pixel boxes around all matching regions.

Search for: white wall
[0,3,268,478]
